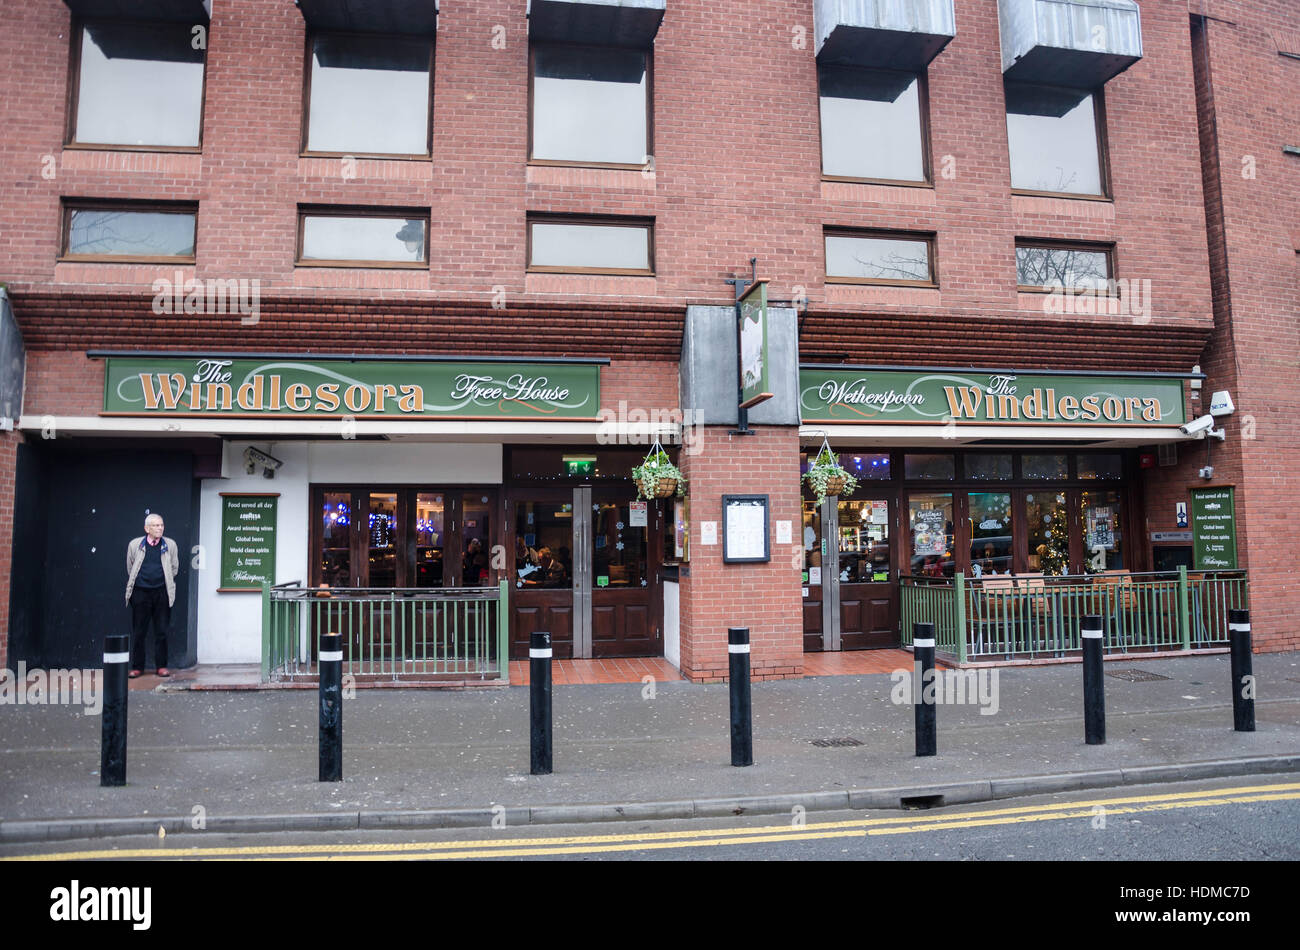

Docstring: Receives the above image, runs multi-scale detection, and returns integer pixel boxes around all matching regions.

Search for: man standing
[125,513,180,678]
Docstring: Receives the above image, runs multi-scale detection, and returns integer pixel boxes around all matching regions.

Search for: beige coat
[125,536,180,607]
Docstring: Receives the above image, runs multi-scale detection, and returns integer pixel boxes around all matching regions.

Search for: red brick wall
[1187,2,1300,653]
[1,0,1213,363]
[678,426,803,682]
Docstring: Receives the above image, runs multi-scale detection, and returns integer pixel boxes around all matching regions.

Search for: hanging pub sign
[101,356,601,419]
[1191,487,1237,570]
[799,366,1187,427]
[738,280,773,410]
[219,493,278,592]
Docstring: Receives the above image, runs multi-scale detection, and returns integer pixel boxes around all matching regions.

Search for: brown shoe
[156,668,171,678]
[128,670,142,679]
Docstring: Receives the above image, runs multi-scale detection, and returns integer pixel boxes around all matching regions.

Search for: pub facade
[0,0,1289,680]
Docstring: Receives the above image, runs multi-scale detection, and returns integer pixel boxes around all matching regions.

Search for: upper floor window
[69,21,205,148]
[297,207,429,267]
[527,215,653,275]
[1016,241,1113,291]
[530,44,649,166]
[1005,82,1106,197]
[819,65,927,184]
[825,229,936,286]
[61,200,197,261]
[304,34,433,156]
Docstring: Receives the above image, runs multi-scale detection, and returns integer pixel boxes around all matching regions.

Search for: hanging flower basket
[632,445,686,501]
[803,442,857,507]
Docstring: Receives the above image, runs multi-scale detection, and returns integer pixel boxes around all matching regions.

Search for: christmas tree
[1038,504,1070,575]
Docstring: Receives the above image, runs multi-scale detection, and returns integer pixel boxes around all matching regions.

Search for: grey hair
[144,514,165,526]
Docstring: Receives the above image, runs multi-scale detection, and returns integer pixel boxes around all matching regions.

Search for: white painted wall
[196,441,503,664]
[663,579,680,669]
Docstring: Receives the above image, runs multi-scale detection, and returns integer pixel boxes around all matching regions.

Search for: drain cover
[1106,669,1172,682]
[811,737,863,747]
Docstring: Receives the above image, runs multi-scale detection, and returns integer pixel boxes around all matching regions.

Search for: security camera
[1180,415,1215,436]
[1199,465,1214,480]
[243,446,283,478]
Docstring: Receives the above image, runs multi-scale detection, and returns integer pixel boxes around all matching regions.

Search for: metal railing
[901,567,1248,663]
[262,580,510,683]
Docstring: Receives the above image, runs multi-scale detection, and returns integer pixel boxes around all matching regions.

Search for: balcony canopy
[998,0,1142,88]
[295,0,438,35]
[527,0,666,48]
[814,0,956,71]
[64,0,211,21]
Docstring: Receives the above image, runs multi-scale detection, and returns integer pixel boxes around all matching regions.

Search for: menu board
[219,493,278,591]
[723,495,770,563]
[912,508,947,556]
[1191,487,1237,570]
[1085,505,1116,550]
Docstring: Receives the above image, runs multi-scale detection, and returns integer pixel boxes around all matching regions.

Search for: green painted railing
[901,570,1248,661]
[261,580,510,683]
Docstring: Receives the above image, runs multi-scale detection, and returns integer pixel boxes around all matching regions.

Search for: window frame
[823,227,939,288]
[59,198,199,263]
[64,17,209,153]
[817,64,933,188]
[1015,238,1116,294]
[299,30,436,160]
[1005,81,1111,201]
[526,213,656,276]
[295,205,432,269]
[527,40,654,171]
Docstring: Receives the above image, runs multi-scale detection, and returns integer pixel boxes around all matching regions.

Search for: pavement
[1,651,1298,844]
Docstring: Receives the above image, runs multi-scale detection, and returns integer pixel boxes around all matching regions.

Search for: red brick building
[0,0,1290,681]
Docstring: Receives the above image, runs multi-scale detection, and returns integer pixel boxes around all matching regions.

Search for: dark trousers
[129,586,170,670]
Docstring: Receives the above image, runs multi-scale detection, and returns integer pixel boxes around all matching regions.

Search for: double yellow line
[6,781,1298,861]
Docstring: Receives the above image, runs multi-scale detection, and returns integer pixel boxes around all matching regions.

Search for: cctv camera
[1180,415,1215,436]
[244,446,283,471]
[1199,465,1214,480]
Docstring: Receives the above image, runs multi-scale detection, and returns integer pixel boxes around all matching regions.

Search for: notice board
[219,493,279,591]
[1190,487,1237,570]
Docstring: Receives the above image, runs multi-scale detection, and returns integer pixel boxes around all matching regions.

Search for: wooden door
[509,491,576,658]
[590,492,661,658]
[836,495,899,649]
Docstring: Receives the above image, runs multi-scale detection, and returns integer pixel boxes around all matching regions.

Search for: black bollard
[1082,613,1105,745]
[318,632,342,782]
[530,631,552,775]
[1228,608,1255,732]
[728,627,753,767]
[914,622,937,757]
[100,634,129,787]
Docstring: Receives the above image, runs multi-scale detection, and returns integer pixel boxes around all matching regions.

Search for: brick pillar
[677,425,804,682]
[0,430,15,669]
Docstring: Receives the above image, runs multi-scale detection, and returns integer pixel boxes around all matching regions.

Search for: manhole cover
[811,737,863,747]
[1106,669,1172,682]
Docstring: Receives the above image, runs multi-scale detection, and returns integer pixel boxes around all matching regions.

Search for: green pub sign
[738,281,773,410]
[1191,487,1237,570]
[219,493,278,591]
[103,357,602,420]
[799,367,1186,427]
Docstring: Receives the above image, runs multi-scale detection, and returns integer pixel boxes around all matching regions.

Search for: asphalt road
[4,773,1296,861]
